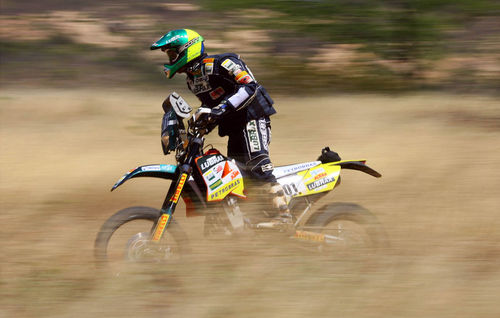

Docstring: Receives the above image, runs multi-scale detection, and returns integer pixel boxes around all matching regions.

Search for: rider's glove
[208,103,227,123]
[193,103,227,132]
[206,103,228,132]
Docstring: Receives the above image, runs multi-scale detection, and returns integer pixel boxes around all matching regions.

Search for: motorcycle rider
[151,29,291,224]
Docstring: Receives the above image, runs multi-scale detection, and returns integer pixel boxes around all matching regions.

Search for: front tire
[94,206,189,267]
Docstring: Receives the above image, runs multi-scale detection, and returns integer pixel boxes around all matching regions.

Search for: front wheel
[94,206,189,268]
[304,202,388,250]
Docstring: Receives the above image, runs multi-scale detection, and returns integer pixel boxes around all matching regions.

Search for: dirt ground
[1,88,499,318]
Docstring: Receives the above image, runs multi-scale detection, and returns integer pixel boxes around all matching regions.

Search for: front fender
[111,164,177,191]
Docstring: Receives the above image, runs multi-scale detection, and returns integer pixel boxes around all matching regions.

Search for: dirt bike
[94,93,386,265]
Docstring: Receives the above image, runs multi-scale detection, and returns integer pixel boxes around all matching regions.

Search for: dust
[1,89,499,318]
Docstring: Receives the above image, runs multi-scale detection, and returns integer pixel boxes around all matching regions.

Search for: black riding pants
[226,117,276,182]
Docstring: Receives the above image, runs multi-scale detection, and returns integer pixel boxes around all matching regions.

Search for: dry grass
[1,89,499,318]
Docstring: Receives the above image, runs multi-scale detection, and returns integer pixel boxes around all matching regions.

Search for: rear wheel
[304,203,388,250]
[94,206,189,271]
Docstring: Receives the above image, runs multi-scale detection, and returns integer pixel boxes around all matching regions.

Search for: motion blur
[1,1,499,318]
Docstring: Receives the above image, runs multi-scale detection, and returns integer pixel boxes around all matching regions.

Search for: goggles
[162,47,180,65]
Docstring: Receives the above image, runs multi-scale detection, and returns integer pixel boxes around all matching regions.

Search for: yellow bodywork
[293,163,341,197]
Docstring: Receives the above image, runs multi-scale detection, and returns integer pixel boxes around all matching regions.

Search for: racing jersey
[186,53,276,136]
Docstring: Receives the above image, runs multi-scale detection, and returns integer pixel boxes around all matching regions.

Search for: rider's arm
[217,55,259,111]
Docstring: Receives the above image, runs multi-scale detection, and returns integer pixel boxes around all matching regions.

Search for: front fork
[150,169,189,242]
[150,136,203,242]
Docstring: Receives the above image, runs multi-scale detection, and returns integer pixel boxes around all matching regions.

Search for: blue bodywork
[111,164,178,191]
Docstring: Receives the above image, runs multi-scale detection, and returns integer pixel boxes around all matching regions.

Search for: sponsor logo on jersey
[246,120,261,152]
[204,62,214,75]
[235,70,253,84]
[258,119,269,150]
[188,75,211,94]
[221,59,241,75]
[307,176,335,191]
[209,86,225,100]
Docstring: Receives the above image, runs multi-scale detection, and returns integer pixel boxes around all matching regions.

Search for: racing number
[283,183,298,196]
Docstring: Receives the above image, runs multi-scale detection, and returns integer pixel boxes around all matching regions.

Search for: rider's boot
[271,182,293,221]
[256,182,293,230]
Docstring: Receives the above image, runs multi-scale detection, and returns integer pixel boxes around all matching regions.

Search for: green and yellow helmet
[150,29,205,79]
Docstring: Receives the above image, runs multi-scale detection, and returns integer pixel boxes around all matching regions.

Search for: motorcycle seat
[233,159,321,179]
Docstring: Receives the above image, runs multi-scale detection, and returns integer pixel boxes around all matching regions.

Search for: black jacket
[186,53,276,136]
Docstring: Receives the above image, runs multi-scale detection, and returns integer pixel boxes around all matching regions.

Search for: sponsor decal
[199,155,225,171]
[209,179,223,190]
[187,75,211,94]
[152,214,170,241]
[235,71,253,84]
[179,36,200,52]
[235,71,248,81]
[230,170,240,179]
[281,162,320,175]
[141,165,161,172]
[314,172,327,180]
[205,171,216,182]
[160,164,177,173]
[258,119,269,150]
[246,120,261,152]
[140,165,176,173]
[221,59,241,75]
[210,179,241,200]
[307,176,335,191]
[203,58,215,63]
[209,86,225,100]
[294,230,325,242]
[166,35,182,44]
[261,163,274,172]
[171,173,187,203]
[204,62,214,75]
[310,167,325,176]
[221,161,232,179]
[153,34,181,47]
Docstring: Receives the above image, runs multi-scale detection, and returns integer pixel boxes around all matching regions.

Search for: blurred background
[1,1,500,318]
[2,0,500,92]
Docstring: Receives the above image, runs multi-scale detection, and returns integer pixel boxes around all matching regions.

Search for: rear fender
[111,164,177,191]
[329,160,382,178]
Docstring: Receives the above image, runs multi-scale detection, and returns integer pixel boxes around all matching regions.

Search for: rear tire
[94,206,189,267]
[304,202,388,249]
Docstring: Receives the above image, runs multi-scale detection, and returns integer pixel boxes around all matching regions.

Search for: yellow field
[1,89,499,318]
